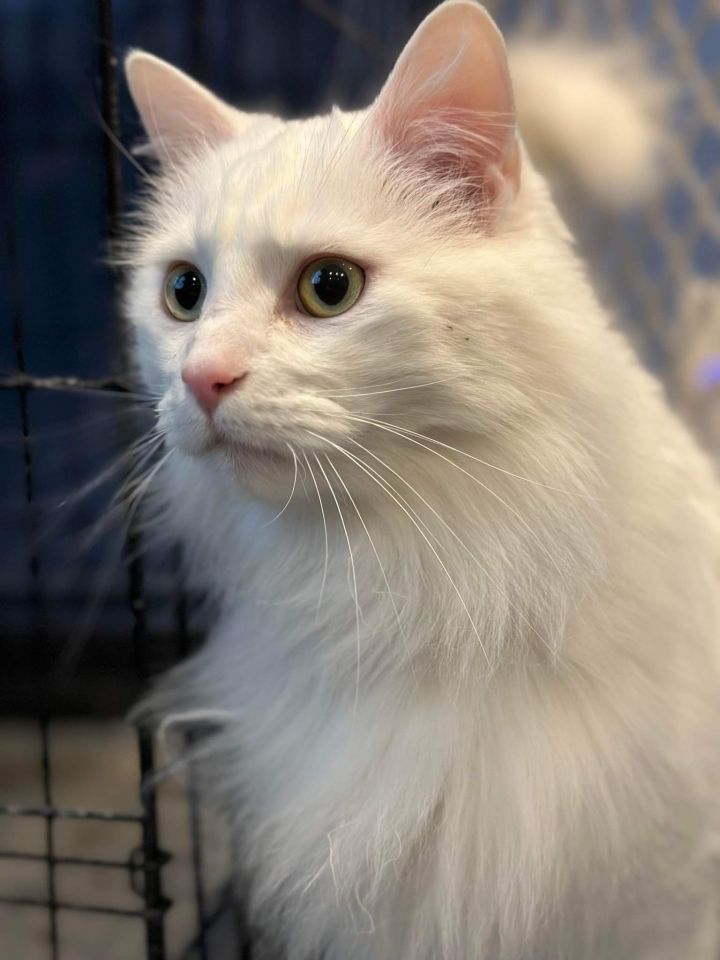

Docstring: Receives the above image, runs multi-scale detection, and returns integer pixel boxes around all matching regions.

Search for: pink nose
[181,360,247,415]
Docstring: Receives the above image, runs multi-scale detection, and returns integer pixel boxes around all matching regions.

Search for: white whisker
[320,376,459,400]
[54,430,163,513]
[303,452,330,616]
[37,431,165,548]
[349,416,568,583]
[314,453,363,724]
[341,431,555,657]
[351,416,597,499]
[306,431,492,670]
[263,444,299,526]
[79,449,172,555]
[324,453,417,682]
[123,450,173,529]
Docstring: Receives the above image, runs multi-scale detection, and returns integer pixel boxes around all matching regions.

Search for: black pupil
[173,270,202,311]
[311,264,349,306]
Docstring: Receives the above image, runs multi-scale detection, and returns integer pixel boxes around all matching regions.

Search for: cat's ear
[125,51,246,163]
[370,0,520,207]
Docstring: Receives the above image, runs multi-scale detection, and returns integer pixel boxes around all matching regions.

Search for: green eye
[297,257,364,318]
[164,263,206,321]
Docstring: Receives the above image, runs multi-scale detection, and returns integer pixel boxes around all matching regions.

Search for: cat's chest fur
[151,453,720,960]
[163,596,719,960]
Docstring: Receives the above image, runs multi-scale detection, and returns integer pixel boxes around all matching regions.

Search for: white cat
[122,3,720,958]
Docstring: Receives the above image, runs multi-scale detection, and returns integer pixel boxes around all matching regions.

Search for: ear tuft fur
[369,1,520,214]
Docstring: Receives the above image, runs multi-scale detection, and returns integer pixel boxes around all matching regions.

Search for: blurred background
[1,0,718,958]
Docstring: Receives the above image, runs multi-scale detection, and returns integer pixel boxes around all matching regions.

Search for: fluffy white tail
[509,38,668,207]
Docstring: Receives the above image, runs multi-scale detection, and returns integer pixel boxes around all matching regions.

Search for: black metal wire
[98,0,123,251]
[6,109,60,960]
[0,851,139,869]
[40,721,60,960]
[0,804,144,822]
[184,752,211,960]
[5,212,45,647]
[174,545,211,960]
[98,1,171,957]
[177,888,232,960]
[0,374,132,394]
[0,896,167,921]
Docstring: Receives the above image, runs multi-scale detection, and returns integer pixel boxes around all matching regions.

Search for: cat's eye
[296,257,364,318]
[164,263,206,321]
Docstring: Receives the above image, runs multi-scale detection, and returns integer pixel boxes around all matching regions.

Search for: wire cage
[1,0,718,958]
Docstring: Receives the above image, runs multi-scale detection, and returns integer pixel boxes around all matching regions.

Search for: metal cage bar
[98,0,171,957]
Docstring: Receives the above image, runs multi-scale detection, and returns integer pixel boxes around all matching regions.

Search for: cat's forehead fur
[198,110,376,250]
[135,105,534,279]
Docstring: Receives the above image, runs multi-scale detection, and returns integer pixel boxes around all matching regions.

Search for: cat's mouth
[229,440,289,465]
[169,412,295,471]
[206,426,292,468]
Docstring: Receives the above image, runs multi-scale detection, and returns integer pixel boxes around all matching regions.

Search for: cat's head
[123,0,579,506]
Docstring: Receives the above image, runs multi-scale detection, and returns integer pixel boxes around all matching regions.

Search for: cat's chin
[222,443,299,504]
[171,422,290,467]
[222,439,292,472]
[178,433,297,502]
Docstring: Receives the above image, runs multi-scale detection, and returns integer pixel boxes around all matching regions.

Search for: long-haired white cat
[122,3,720,958]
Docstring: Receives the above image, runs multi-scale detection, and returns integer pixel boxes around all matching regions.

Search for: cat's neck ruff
[163,413,607,694]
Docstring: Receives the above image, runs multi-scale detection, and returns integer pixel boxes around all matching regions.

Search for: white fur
[123,4,720,958]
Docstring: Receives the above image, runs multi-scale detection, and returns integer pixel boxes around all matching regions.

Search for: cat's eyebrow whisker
[302,452,330,616]
[348,415,599,500]
[318,376,460,400]
[262,444,299,526]
[314,453,364,726]
[305,431,493,670]
[323,451,418,685]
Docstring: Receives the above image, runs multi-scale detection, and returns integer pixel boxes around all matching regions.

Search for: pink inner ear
[372,1,520,206]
